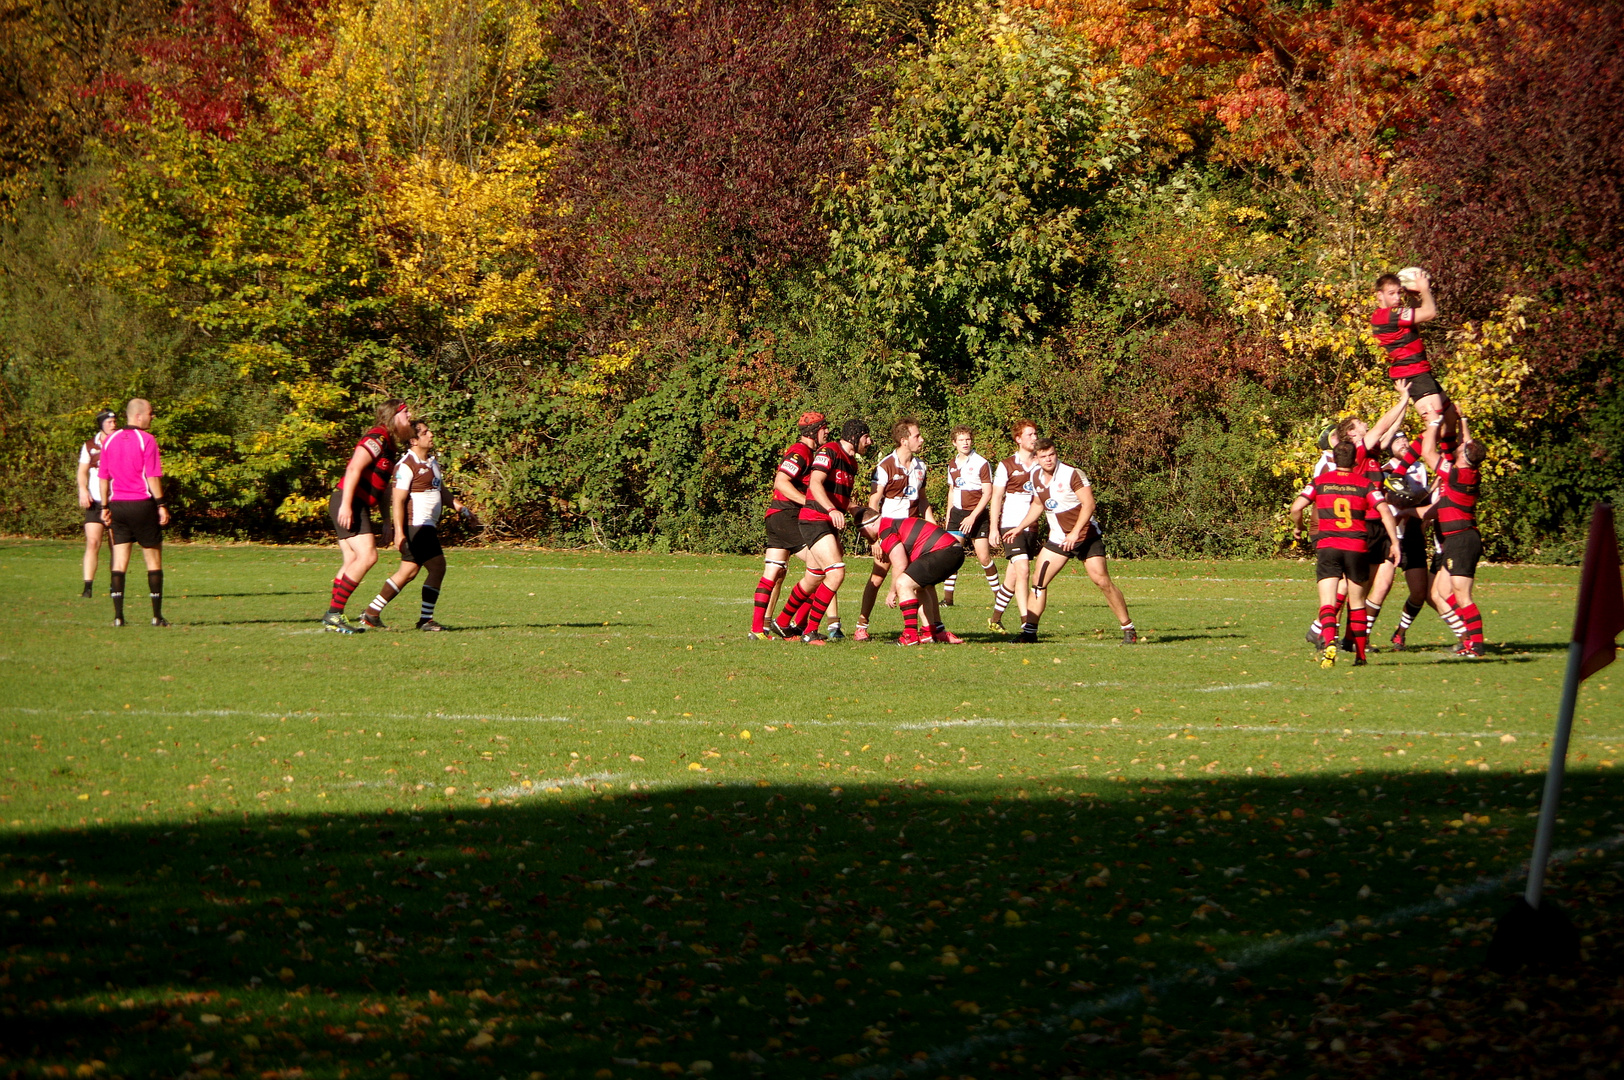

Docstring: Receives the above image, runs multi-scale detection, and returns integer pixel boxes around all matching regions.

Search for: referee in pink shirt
[98,398,171,627]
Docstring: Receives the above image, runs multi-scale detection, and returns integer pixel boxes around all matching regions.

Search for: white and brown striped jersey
[873,452,927,521]
[78,432,109,500]
[992,452,1040,529]
[947,451,992,511]
[1034,462,1099,544]
[393,450,445,528]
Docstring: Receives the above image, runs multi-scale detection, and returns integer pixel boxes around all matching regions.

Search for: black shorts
[1365,526,1391,570]
[329,488,391,543]
[764,509,805,553]
[902,545,965,589]
[108,499,162,548]
[1401,370,1447,405]
[1398,521,1429,572]
[1042,529,1107,562]
[404,524,444,564]
[1001,524,1044,562]
[1441,529,1481,579]
[1315,546,1369,583]
[798,515,842,551]
[84,501,104,526]
[1430,546,1447,575]
[946,505,989,541]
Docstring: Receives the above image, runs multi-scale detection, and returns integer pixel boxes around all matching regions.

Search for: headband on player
[95,410,116,425]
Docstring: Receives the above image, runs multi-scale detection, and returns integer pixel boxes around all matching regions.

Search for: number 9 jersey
[1301,468,1385,553]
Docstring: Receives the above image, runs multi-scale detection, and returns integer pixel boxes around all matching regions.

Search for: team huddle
[746,414,1137,645]
[71,270,1489,661]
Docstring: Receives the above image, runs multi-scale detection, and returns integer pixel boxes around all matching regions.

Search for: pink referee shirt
[99,428,164,501]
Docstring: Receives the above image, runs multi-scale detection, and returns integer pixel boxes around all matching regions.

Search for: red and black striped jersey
[876,517,958,564]
[1370,306,1431,380]
[798,441,858,522]
[766,440,815,518]
[1309,469,1386,552]
[1434,460,1480,535]
[334,425,396,510]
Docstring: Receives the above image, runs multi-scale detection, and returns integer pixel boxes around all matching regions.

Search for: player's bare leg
[1390,565,1430,649]
[1308,576,1351,646]
[82,520,106,598]
[1083,555,1136,642]
[362,552,421,630]
[1448,573,1484,656]
[416,554,450,630]
[1429,565,1467,647]
[751,545,792,638]
[856,547,888,641]
[1013,549,1069,642]
[991,557,1029,632]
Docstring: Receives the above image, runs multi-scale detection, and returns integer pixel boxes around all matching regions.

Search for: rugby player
[859,510,966,645]
[987,420,1042,633]
[1005,439,1135,644]
[97,399,170,627]
[1290,440,1399,666]
[1377,428,1436,650]
[1420,412,1488,657]
[1371,268,1463,458]
[324,399,414,634]
[360,421,464,631]
[76,409,117,598]
[940,426,1000,608]
[853,418,930,643]
[751,412,829,640]
[774,419,872,643]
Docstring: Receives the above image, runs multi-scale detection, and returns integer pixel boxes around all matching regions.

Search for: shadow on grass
[4,770,1620,1080]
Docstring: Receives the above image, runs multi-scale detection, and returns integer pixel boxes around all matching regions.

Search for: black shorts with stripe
[1366,524,1391,568]
[946,505,989,541]
[1315,546,1369,583]
[109,499,162,548]
[1001,524,1044,562]
[1402,370,1446,405]
[765,509,805,553]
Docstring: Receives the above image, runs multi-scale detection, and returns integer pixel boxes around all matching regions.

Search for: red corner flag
[1575,502,1624,681]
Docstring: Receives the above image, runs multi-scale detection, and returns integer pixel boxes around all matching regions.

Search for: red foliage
[98,0,323,135]
[1400,0,1624,402]
[544,0,882,320]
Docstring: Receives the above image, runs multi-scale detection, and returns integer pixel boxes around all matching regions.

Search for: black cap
[841,419,870,444]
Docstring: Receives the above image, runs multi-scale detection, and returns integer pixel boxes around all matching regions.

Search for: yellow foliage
[570,340,642,398]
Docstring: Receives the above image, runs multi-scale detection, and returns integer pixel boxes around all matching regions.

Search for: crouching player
[859,511,966,645]
[361,421,463,631]
[1006,439,1135,644]
[1291,440,1399,667]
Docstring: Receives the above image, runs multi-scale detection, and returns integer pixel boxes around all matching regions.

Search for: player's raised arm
[1411,270,1437,324]
[1366,383,1412,449]
[1419,410,1445,472]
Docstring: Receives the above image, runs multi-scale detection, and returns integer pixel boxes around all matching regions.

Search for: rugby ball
[1398,266,1426,291]
[1383,474,1432,509]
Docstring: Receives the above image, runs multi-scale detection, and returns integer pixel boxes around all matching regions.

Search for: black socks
[110,571,126,622]
[149,569,163,620]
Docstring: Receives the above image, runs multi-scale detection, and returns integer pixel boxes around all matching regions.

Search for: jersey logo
[1044,497,1060,510]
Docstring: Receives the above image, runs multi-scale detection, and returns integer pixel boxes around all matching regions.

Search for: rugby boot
[359,611,387,630]
[1013,630,1038,644]
[1339,632,1356,653]
[323,611,361,635]
[1352,655,1368,667]
[1470,641,1488,657]
[1319,644,1337,669]
[1122,627,1138,645]
[895,630,922,646]
[1304,622,1322,647]
[800,633,828,645]
[988,618,1008,635]
[112,617,124,628]
[1389,628,1407,651]
[151,617,170,627]
[417,619,448,632]
[826,625,846,641]
[934,628,967,644]
[852,624,871,643]
[746,631,768,641]
[941,591,955,607]
[81,582,94,599]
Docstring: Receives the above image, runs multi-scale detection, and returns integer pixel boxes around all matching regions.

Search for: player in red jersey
[751,411,829,639]
[1004,440,1135,644]
[1420,413,1489,657]
[1371,270,1459,437]
[772,419,873,643]
[859,511,967,645]
[1290,440,1399,667]
[324,398,414,634]
[853,418,930,642]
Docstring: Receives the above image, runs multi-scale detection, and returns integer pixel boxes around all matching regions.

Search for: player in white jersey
[853,418,933,642]
[1006,439,1136,644]
[76,410,118,598]
[985,419,1041,633]
[939,426,1000,608]
[361,421,464,631]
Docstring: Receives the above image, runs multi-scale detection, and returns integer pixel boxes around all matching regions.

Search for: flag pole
[1523,640,1584,910]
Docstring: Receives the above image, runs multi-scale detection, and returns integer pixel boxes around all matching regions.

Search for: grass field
[2,539,1621,1080]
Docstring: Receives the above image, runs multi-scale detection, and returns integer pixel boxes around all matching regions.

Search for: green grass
[1,540,1621,1079]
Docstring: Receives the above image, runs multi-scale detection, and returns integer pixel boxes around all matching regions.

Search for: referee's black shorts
[109,499,163,548]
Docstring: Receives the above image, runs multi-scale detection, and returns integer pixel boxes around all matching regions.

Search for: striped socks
[752,576,776,633]
[901,598,920,634]
[993,584,1014,619]
[775,583,810,631]
[329,574,359,614]
[1318,604,1339,646]
[368,579,400,615]
[1350,607,1368,660]
[420,585,440,623]
[982,562,1001,593]
[802,583,836,634]
[1398,600,1422,631]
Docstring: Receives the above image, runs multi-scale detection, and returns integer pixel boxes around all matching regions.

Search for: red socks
[1457,602,1485,645]
[802,583,836,634]
[901,598,920,634]
[329,574,359,614]
[752,576,776,633]
[1349,606,1368,660]
[1319,604,1339,646]
[774,583,810,630]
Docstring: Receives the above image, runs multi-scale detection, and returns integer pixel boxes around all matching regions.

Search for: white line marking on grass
[1195,681,1275,692]
[846,832,1624,1080]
